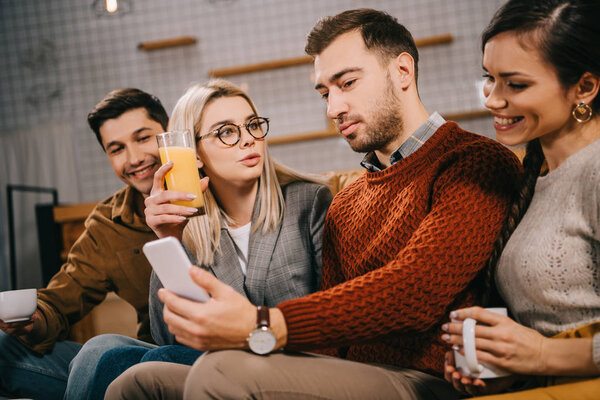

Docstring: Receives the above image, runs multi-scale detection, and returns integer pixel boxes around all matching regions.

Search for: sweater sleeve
[278,145,520,350]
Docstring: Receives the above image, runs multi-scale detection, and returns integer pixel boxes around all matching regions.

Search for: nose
[239,126,255,148]
[483,81,507,111]
[326,90,348,120]
[126,145,145,166]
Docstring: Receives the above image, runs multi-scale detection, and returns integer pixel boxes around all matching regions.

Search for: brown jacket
[24,185,156,353]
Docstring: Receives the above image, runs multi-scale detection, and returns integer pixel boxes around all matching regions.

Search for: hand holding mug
[444,351,517,396]
[442,306,548,376]
[0,310,39,336]
[0,289,45,340]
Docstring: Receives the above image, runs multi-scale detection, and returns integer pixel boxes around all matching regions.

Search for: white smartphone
[142,237,209,302]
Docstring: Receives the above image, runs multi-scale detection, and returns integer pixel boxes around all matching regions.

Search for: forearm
[542,337,600,376]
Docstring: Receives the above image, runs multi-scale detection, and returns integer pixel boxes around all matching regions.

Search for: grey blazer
[150,181,332,345]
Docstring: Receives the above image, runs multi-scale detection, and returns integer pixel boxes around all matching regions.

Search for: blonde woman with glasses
[74,79,332,400]
[146,79,332,344]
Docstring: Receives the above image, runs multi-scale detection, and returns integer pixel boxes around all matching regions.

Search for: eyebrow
[314,67,363,90]
[482,66,531,78]
[105,127,151,150]
[208,113,257,131]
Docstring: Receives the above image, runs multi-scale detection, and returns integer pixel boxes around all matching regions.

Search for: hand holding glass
[156,130,205,214]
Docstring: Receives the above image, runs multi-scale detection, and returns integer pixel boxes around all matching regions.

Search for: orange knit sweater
[278,122,522,376]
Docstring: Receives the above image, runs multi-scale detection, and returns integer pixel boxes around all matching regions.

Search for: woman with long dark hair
[443,0,600,397]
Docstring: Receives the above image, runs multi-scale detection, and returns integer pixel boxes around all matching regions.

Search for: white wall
[0,0,504,289]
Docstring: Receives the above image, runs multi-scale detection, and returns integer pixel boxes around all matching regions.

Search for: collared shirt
[360,112,446,172]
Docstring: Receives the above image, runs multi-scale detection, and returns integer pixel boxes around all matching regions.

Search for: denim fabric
[64,334,156,400]
[0,330,81,400]
[86,345,202,400]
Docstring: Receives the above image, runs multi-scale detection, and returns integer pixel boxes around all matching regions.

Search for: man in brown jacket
[0,88,167,400]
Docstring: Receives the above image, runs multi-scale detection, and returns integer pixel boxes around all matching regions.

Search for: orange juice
[159,146,205,211]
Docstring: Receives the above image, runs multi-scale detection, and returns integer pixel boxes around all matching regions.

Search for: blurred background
[0,0,504,290]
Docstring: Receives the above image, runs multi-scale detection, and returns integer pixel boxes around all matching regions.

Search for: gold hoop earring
[572,102,593,123]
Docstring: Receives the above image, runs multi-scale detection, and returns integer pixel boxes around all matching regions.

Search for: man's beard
[344,83,403,154]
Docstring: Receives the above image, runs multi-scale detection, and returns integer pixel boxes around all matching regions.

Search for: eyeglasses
[197,117,270,146]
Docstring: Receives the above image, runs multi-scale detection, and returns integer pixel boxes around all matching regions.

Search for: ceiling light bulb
[106,0,118,13]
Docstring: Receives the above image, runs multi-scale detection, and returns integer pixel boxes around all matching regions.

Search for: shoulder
[83,186,134,237]
[444,123,516,160]
[440,123,521,177]
[280,181,332,222]
[281,181,332,203]
[90,186,128,219]
[574,139,600,201]
[579,138,600,179]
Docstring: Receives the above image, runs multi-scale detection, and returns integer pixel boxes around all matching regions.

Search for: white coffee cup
[453,307,511,379]
[0,289,37,323]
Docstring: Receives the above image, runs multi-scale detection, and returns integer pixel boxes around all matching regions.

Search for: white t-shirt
[227,222,251,275]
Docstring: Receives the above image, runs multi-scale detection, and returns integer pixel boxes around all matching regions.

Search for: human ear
[392,52,416,90]
[573,72,600,105]
[196,154,204,169]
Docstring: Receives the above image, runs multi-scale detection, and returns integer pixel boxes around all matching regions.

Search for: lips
[337,121,359,137]
[239,153,261,166]
[493,114,524,131]
[127,162,158,180]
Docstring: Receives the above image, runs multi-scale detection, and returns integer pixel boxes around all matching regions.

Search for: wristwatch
[247,305,277,355]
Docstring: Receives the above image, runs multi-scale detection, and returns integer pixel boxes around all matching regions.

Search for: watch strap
[256,305,270,329]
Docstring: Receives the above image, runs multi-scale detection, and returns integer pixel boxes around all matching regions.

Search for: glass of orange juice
[156,130,205,215]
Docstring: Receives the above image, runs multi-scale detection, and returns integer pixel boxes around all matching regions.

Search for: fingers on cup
[151,162,173,193]
[152,204,197,219]
[148,190,197,208]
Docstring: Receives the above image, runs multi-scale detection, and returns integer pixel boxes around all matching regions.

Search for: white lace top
[496,138,600,369]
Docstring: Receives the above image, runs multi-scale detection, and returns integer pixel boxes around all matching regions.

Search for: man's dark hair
[87,88,169,150]
[305,8,419,81]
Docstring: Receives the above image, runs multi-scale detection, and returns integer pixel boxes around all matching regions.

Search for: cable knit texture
[278,122,521,376]
[497,138,600,369]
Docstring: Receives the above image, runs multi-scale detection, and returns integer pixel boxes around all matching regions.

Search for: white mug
[453,307,511,379]
[0,288,37,323]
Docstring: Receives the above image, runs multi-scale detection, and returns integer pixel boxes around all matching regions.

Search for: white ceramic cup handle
[463,317,484,375]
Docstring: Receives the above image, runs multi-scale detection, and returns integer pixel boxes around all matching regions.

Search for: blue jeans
[64,334,156,400]
[87,345,202,400]
[0,330,82,400]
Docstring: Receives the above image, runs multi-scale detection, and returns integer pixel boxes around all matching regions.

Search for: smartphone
[142,237,209,302]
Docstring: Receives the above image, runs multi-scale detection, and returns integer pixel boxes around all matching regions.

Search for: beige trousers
[105,350,459,400]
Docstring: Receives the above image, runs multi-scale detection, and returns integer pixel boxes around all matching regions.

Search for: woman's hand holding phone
[145,162,209,240]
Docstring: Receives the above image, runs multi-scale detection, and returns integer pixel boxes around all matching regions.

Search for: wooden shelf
[209,33,453,77]
[267,109,491,146]
[268,129,337,145]
[138,36,197,51]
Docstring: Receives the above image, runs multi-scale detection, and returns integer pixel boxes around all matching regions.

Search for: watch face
[248,328,276,355]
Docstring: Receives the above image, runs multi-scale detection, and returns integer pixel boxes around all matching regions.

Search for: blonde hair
[168,79,325,266]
